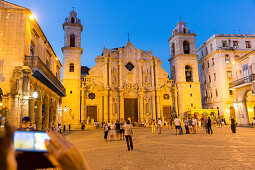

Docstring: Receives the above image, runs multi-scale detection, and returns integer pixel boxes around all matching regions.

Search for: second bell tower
[62,10,83,126]
[168,20,202,116]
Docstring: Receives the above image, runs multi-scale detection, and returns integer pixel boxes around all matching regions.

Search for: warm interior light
[56,58,58,61]
[232,61,236,65]
[32,91,38,99]
[0,102,2,106]
[64,106,67,112]
[29,14,35,21]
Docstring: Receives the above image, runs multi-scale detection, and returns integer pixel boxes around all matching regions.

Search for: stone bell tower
[168,19,202,116]
[62,10,83,126]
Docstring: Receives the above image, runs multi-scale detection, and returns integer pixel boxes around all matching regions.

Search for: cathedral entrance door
[163,106,171,120]
[87,106,97,122]
[124,98,138,122]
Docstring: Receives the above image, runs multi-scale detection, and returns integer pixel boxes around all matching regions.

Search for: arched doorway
[246,90,255,122]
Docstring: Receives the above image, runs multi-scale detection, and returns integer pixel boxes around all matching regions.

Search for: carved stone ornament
[88,93,95,100]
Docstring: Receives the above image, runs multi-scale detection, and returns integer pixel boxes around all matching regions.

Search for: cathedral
[61,11,207,127]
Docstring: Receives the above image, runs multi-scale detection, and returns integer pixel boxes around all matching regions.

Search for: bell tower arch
[168,19,202,116]
[62,10,83,126]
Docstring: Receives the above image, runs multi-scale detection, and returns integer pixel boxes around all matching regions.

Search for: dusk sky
[8,0,255,75]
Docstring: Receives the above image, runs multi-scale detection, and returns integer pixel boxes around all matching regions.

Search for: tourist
[252,117,255,128]
[184,117,189,134]
[103,122,109,141]
[69,124,71,131]
[81,122,85,131]
[33,123,37,130]
[231,116,236,133]
[124,120,133,151]
[174,117,181,135]
[63,125,66,132]
[192,118,197,133]
[115,120,120,140]
[109,121,116,141]
[219,117,223,128]
[204,117,208,133]
[188,117,193,133]
[18,116,34,131]
[206,117,213,134]
[151,120,156,134]
[58,123,62,134]
[158,118,162,134]
[51,124,56,131]
[119,119,125,140]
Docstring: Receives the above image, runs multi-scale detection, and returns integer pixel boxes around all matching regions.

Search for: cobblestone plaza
[65,127,255,170]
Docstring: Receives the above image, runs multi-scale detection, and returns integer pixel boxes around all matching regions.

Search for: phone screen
[14,131,50,152]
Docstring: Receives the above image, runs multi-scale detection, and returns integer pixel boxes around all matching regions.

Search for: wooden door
[124,98,138,122]
[163,106,171,120]
[87,106,97,122]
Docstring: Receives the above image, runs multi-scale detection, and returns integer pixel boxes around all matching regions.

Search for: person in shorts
[109,121,116,141]
[174,117,181,135]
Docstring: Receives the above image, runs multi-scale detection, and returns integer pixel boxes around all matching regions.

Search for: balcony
[24,56,66,97]
[229,74,255,89]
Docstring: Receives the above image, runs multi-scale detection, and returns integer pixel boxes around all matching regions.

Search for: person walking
[81,122,85,131]
[192,118,197,134]
[103,122,109,141]
[58,124,62,134]
[124,120,133,151]
[231,116,236,133]
[206,117,213,134]
[69,124,71,131]
[174,117,181,135]
[158,118,162,134]
[151,120,156,134]
[252,117,255,128]
[63,125,66,132]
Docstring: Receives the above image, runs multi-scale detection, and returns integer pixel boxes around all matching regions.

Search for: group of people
[103,118,133,151]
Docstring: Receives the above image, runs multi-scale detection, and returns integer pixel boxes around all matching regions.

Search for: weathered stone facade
[81,42,177,123]
[0,1,64,128]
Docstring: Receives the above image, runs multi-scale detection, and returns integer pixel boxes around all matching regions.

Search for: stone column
[151,61,155,88]
[139,92,144,122]
[109,59,112,87]
[119,91,124,120]
[35,101,42,130]
[9,94,19,127]
[21,68,31,118]
[104,58,108,86]
[109,91,113,121]
[104,90,109,122]
[81,89,85,122]
[174,88,179,117]
[49,106,53,126]
[152,91,156,120]
[43,104,49,129]
[29,99,35,123]
[53,107,57,125]
[156,94,160,119]
[138,62,143,88]
[119,60,123,88]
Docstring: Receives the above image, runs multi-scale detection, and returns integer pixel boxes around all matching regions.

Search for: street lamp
[0,102,2,106]
[32,91,38,99]
[64,106,67,112]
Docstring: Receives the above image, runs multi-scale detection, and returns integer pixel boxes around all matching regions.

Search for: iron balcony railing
[24,56,66,96]
[229,74,255,88]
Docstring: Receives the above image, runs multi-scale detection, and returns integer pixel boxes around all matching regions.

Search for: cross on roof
[126,32,132,42]
[72,6,75,11]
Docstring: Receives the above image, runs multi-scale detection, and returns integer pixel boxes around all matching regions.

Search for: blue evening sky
[7,0,255,75]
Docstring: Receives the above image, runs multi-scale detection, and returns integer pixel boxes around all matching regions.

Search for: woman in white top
[124,120,133,151]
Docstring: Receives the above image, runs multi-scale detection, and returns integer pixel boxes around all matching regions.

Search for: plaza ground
[65,126,255,170]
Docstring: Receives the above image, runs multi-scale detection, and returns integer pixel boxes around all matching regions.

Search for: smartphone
[14,131,50,152]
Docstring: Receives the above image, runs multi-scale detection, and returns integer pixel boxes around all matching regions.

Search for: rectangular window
[210,44,213,52]
[222,40,227,47]
[225,55,230,63]
[245,41,251,48]
[210,90,212,98]
[214,73,216,81]
[205,47,208,56]
[215,89,218,97]
[30,41,35,56]
[202,63,205,70]
[201,50,204,58]
[229,90,234,96]
[207,60,210,68]
[209,75,211,83]
[204,78,206,84]
[227,71,232,79]
[212,58,215,66]
[233,41,239,48]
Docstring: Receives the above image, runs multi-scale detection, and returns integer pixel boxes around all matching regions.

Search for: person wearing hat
[18,116,34,131]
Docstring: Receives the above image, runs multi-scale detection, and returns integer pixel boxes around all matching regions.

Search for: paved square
[65,127,255,170]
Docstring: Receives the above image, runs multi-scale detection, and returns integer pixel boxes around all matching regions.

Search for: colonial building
[0,1,65,129]
[81,41,177,124]
[168,20,203,116]
[197,34,255,124]
[229,50,255,125]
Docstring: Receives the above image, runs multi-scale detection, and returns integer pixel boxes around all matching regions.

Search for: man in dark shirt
[206,117,213,134]
[17,116,34,131]
[231,117,236,133]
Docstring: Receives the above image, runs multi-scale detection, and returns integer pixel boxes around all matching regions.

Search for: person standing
[58,124,62,134]
[184,118,189,134]
[231,116,236,133]
[69,124,71,131]
[63,125,66,132]
[81,122,85,131]
[151,120,156,134]
[109,121,116,141]
[158,118,162,134]
[192,118,197,134]
[115,120,120,140]
[174,117,181,135]
[103,122,109,141]
[206,117,213,134]
[252,117,255,128]
[124,120,133,151]
[119,119,125,140]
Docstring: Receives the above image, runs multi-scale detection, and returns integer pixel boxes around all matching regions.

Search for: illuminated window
[233,41,239,48]
[225,54,230,63]
[185,65,192,82]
